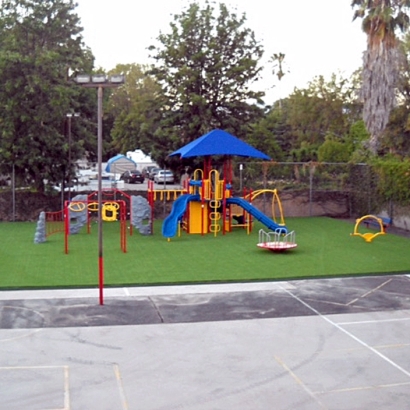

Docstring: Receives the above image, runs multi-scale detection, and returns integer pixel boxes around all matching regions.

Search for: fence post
[309,163,316,217]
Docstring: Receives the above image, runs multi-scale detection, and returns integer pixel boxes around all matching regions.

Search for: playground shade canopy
[105,154,137,174]
[169,129,271,160]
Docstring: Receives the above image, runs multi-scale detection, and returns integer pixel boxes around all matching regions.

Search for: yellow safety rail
[151,189,185,201]
[246,189,286,227]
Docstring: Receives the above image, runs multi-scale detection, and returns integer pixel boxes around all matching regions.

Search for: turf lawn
[1,217,409,289]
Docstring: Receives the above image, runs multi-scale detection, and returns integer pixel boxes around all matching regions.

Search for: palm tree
[352,0,410,154]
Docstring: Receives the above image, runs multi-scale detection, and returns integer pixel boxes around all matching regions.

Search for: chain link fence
[228,161,397,220]
[1,162,409,227]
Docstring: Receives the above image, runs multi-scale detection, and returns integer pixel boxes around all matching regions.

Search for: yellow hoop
[68,202,86,212]
[104,202,120,210]
[88,202,99,212]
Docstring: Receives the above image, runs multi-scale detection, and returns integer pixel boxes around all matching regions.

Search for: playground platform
[1,275,410,409]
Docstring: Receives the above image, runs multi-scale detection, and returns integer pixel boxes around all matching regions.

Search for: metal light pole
[74,74,125,305]
[66,113,80,201]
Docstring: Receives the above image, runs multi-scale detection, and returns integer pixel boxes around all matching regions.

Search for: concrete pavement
[1,275,410,409]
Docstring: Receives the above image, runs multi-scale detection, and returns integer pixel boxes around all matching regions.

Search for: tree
[317,135,352,162]
[285,74,357,159]
[352,0,410,154]
[0,0,92,191]
[249,73,361,163]
[248,104,291,162]
[379,31,410,156]
[109,63,162,157]
[148,1,265,166]
[270,52,289,82]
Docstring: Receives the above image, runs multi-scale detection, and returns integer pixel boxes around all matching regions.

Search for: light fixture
[66,112,79,118]
[91,74,107,83]
[109,74,125,84]
[74,74,91,84]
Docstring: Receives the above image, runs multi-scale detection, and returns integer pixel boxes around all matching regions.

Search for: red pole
[121,201,127,253]
[249,188,253,233]
[64,201,69,254]
[148,180,154,235]
[97,85,104,306]
[99,256,104,305]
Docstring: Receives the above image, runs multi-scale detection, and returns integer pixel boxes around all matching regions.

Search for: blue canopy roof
[169,129,270,160]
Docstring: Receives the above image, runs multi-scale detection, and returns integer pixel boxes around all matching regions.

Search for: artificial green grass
[1,217,409,289]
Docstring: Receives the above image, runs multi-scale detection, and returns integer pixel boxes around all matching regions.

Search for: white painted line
[125,281,294,297]
[0,281,294,300]
[123,287,130,296]
[279,285,410,379]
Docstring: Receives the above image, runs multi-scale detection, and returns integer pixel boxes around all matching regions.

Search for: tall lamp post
[74,73,125,305]
[66,112,80,201]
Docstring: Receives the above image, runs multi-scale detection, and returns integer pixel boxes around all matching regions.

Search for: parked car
[142,166,159,179]
[148,168,161,180]
[154,170,175,184]
[120,170,145,184]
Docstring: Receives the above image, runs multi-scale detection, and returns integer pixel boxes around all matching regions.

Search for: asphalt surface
[1,275,410,330]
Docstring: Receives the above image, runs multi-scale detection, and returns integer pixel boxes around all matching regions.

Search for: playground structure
[257,229,297,252]
[34,189,152,252]
[65,197,127,254]
[146,129,292,241]
[153,162,288,240]
[34,129,291,249]
[351,214,386,243]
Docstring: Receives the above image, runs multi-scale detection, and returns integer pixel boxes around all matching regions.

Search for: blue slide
[162,194,200,238]
[227,197,287,233]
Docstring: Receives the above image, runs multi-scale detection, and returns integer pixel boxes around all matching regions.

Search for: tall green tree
[109,63,162,157]
[249,73,361,162]
[148,1,265,165]
[352,0,410,154]
[0,0,92,191]
[285,74,358,159]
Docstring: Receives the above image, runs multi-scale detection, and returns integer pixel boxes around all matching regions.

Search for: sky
[76,0,367,103]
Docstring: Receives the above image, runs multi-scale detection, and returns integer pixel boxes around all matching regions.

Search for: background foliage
[1,0,410,218]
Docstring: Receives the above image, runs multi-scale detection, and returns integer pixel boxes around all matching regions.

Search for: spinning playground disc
[257,229,297,253]
[257,241,297,252]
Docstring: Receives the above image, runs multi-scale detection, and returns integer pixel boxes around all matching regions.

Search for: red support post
[64,201,69,254]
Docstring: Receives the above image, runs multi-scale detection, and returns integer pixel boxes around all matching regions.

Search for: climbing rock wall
[131,195,151,235]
